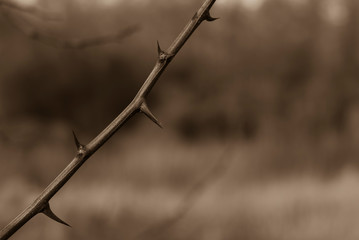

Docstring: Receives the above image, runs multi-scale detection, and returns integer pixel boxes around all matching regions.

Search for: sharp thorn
[207,16,219,22]
[72,130,82,150]
[205,11,219,22]
[140,102,163,129]
[157,40,163,55]
[42,203,71,227]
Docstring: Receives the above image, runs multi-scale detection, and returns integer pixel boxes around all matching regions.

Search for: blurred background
[1,0,359,239]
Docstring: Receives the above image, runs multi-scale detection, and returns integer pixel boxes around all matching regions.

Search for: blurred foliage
[0,0,359,178]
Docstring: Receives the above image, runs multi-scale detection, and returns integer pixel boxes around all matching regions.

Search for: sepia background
[1,0,359,239]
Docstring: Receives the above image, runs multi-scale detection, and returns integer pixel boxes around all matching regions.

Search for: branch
[0,0,62,21]
[21,25,140,49]
[2,9,139,49]
[0,0,218,239]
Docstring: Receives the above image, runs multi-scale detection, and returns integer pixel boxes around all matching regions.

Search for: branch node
[157,40,164,55]
[140,102,163,129]
[72,130,85,153]
[192,11,199,21]
[41,203,71,227]
[156,41,174,63]
[157,40,166,63]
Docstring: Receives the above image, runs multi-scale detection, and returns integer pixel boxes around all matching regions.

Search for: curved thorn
[207,15,219,22]
[42,203,71,227]
[140,102,163,129]
[72,130,82,150]
[205,11,219,22]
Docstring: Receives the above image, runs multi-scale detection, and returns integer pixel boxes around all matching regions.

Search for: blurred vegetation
[1,0,359,239]
[1,0,358,175]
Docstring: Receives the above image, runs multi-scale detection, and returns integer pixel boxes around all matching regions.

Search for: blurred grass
[1,122,359,239]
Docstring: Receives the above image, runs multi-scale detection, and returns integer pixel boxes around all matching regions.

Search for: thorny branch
[0,0,218,239]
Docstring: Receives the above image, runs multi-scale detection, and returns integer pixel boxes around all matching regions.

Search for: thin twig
[2,9,139,49]
[0,0,62,21]
[0,0,218,239]
[22,25,140,49]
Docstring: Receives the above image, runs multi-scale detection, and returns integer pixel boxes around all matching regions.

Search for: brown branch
[0,0,218,239]
[0,0,62,21]
[2,9,139,49]
[21,24,140,49]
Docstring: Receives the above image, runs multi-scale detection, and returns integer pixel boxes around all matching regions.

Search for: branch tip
[140,102,163,129]
[41,203,71,227]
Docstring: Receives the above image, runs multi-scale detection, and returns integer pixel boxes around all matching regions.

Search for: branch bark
[0,0,218,239]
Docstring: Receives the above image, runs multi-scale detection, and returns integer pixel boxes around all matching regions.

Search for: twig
[0,0,62,21]
[2,9,139,49]
[21,24,139,49]
[0,0,218,239]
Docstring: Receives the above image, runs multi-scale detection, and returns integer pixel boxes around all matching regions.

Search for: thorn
[140,102,163,129]
[42,203,71,227]
[205,11,219,22]
[157,40,173,63]
[207,15,219,22]
[157,40,163,56]
[72,130,83,151]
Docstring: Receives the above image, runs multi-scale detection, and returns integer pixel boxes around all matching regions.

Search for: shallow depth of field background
[1,0,359,239]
